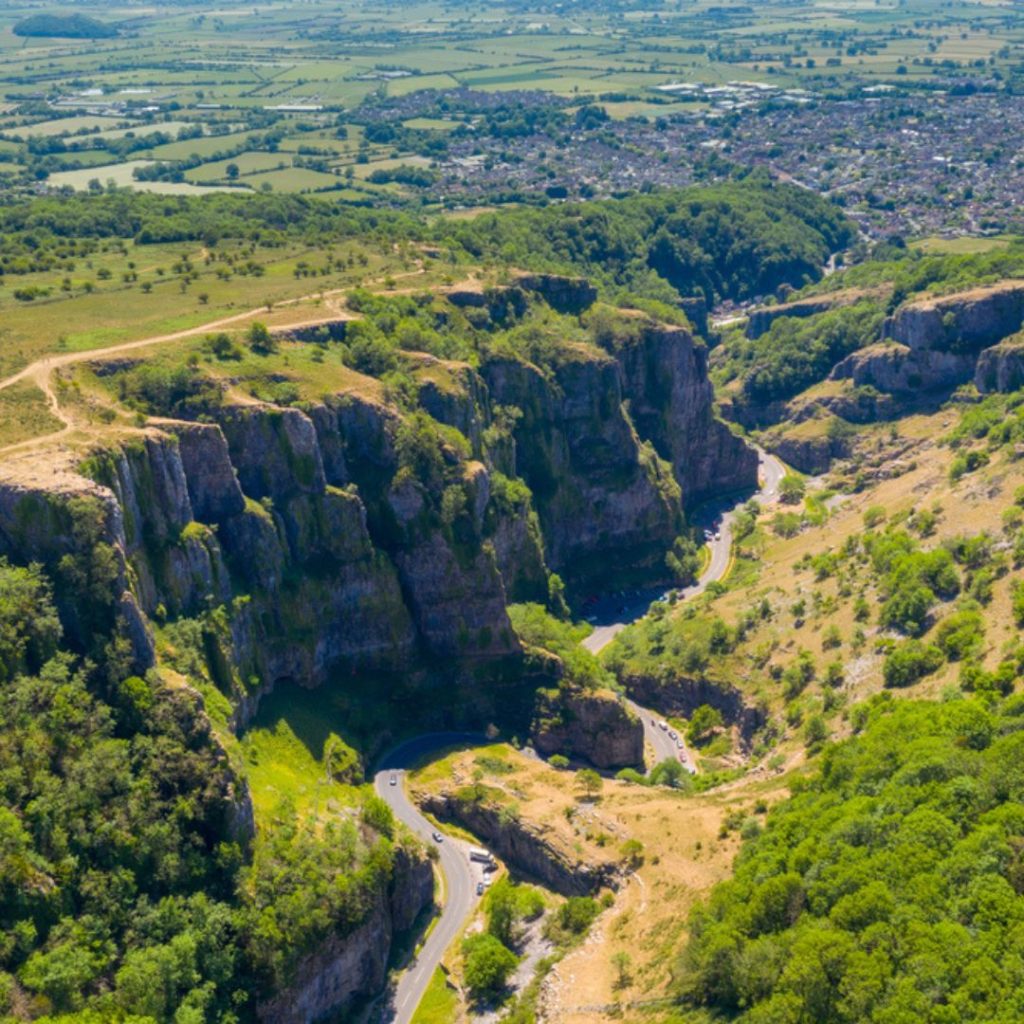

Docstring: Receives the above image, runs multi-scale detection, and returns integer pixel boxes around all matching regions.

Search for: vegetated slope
[0,280,753,1020]
[711,239,1024,472]
[13,13,117,38]
[444,179,854,307]
[0,556,427,1022]
[676,694,1024,1023]
[0,181,850,309]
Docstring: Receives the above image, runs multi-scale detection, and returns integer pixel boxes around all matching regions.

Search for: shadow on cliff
[245,679,377,763]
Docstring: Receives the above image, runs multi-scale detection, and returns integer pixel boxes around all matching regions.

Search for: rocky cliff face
[975,335,1024,393]
[621,671,766,748]
[886,280,1024,354]
[481,352,683,584]
[531,685,643,769]
[255,844,433,1024]
[420,791,618,897]
[0,285,755,740]
[830,342,975,394]
[609,323,757,502]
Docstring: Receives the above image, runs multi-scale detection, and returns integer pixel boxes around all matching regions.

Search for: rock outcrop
[516,272,598,315]
[531,685,643,769]
[975,335,1024,393]
[420,790,618,897]
[830,342,975,394]
[886,280,1024,354]
[621,671,766,748]
[255,844,433,1024]
[481,352,683,583]
[609,323,757,502]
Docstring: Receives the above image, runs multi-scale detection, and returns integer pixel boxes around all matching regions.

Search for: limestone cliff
[886,280,1024,354]
[975,335,1024,393]
[255,843,433,1024]
[531,685,643,769]
[0,284,756,743]
[420,790,618,897]
[608,323,757,502]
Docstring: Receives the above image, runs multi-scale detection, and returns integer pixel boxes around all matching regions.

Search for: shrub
[687,705,723,746]
[933,608,985,661]
[883,639,944,688]
[462,933,518,997]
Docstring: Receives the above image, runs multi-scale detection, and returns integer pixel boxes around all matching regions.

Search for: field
[2,0,1024,198]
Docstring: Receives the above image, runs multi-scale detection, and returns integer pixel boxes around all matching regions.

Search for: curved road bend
[582,449,785,656]
[374,734,489,1024]
[585,449,785,771]
[373,451,786,1021]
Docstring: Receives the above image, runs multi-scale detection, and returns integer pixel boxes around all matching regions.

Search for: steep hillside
[0,280,754,1021]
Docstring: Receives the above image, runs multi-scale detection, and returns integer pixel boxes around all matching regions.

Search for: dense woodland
[0,557,404,1022]
[0,181,851,308]
[678,695,1024,1023]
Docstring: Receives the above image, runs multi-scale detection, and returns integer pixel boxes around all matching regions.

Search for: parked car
[476,882,485,896]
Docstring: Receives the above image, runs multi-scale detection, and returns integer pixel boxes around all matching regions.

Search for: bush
[462,933,518,997]
[883,639,944,688]
[933,607,985,661]
[687,705,723,746]
[778,474,806,504]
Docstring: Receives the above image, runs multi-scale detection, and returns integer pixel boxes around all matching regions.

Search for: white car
[389,774,397,786]
[432,831,444,843]
[658,721,668,731]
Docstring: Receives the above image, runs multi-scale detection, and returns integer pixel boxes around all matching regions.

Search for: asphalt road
[628,699,695,773]
[374,451,787,1023]
[582,449,785,655]
[374,734,491,1024]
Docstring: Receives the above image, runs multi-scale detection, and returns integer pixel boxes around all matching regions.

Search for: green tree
[687,705,723,746]
[462,933,518,998]
[246,320,276,354]
[575,768,603,800]
[779,474,806,504]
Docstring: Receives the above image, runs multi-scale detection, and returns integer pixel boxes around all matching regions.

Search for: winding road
[374,449,786,1023]
[582,449,785,655]
[373,734,491,1024]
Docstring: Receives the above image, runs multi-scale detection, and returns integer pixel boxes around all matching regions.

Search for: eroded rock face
[886,280,1024,354]
[531,685,643,770]
[611,324,757,502]
[482,353,682,583]
[516,272,599,315]
[975,337,1024,393]
[165,421,246,522]
[255,844,433,1024]
[0,453,154,668]
[830,342,975,395]
[421,791,618,897]
[622,672,766,748]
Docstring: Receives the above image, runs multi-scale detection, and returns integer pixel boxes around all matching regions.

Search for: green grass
[0,381,62,446]
[240,685,366,826]
[410,967,459,1024]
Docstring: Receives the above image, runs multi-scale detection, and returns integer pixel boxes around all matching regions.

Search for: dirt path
[0,263,435,459]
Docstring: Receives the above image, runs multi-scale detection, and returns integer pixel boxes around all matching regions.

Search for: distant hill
[13,13,118,38]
